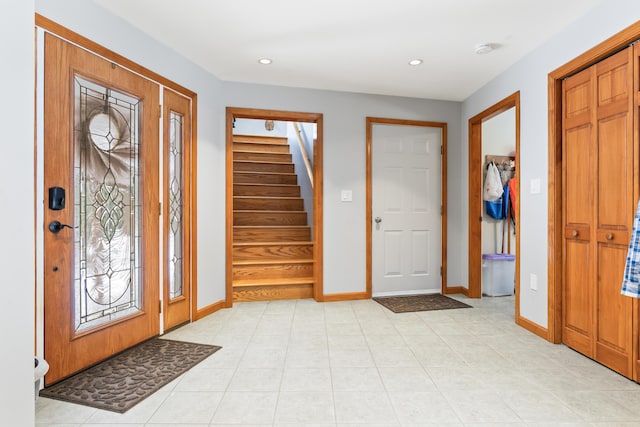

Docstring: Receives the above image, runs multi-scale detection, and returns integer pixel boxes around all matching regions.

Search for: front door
[43,34,160,384]
[372,123,442,295]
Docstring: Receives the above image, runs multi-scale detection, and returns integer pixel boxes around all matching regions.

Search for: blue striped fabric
[622,201,640,298]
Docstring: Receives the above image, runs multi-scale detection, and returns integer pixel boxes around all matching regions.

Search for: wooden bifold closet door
[561,46,636,378]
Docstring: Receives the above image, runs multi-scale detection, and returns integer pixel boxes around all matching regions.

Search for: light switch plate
[530,178,541,194]
[341,190,353,202]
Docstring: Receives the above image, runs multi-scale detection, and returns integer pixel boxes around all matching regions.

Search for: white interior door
[372,124,442,296]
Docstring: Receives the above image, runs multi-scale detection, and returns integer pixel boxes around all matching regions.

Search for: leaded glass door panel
[162,89,192,330]
[43,34,160,384]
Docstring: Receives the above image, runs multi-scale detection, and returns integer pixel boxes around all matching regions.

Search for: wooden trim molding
[516,316,549,341]
[225,107,324,304]
[35,14,195,98]
[194,300,227,321]
[322,292,369,302]
[547,20,640,344]
[467,91,521,316]
[366,117,448,297]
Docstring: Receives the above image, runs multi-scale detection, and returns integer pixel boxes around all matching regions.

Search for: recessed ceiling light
[408,59,423,66]
[258,58,272,65]
[475,43,495,55]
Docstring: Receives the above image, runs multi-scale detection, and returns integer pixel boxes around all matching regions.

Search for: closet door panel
[562,239,593,356]
[596,243,633,377]
[597,113,632,230]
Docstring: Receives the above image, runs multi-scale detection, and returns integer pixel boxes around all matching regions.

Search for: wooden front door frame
[225,107,324,306]
[366,117,448,297]
[548,21,640,344]
[467,92,523,321]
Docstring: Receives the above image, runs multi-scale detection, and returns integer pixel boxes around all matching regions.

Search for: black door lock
[49,221,75,234]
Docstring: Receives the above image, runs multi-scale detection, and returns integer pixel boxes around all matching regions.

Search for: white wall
[462,0,640,327]
[0,1,35,425]
[481,108,516,255]
[35,0,226,309]
[222,82,462,294]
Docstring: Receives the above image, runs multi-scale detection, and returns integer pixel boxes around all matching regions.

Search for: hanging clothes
[508,176,517,219]
[484,161,503,201]
[622,200,640,298]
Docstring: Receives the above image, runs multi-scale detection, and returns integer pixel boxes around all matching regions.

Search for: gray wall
[0,1,35,423]
[461,0,640,326]
[223,82,463,294]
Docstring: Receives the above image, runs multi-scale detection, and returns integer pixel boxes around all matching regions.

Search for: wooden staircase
[232,134,314,302]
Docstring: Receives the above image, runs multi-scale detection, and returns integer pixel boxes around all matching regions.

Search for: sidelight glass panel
[168,111,184,299]
[73,75,142,333]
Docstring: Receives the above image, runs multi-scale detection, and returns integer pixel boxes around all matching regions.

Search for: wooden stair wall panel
[234,183,301,197]
[234,210,308,226]
[233,242,314,261]
[233,226,312,242]
[234,196,304,211]
[231,133,314,302]
[234,172,298,185]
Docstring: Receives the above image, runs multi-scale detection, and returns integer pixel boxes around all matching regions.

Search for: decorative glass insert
[168,111,184,299]
[74,75,142,333]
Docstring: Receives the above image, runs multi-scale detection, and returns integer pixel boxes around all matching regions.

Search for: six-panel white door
[372,124,442,296]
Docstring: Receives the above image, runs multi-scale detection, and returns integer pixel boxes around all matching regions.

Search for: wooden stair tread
[234,160,292,166]
[233,277,314,287]
[234,225,310,229]
[233,149,290,155]
[234,195,302,200]
[233,135,289,144]
[235,171,296,176]
[233,209,306,213]
[233,241,313,246]
[233,258,313,266]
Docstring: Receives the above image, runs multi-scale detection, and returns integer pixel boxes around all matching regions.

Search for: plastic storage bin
[482,253,515,296]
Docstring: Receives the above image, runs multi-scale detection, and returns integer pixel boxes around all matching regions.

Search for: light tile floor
[35,295,640,426]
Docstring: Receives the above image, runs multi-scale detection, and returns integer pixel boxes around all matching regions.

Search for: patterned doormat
[373,293,472,313]
[39,338,221,413]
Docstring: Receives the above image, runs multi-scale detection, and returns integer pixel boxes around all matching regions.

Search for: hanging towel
[622,200,640,298]
[484,162,503,201]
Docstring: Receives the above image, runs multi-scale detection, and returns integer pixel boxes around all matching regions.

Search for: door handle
[49,220,76,234]
[374,217,382,224]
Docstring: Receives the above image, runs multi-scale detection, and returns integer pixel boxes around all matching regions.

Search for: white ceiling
[94,0,604,101]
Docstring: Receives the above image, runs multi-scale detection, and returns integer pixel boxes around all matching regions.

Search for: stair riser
[234,197,303,211]
[233,284,313,302]
[233,142,290,153]
[233,244,313,261]
[234,212,307,226]
[234,228,311,242]
[233,263,313,280]
[234,185,300,197]
[234,151,292,163]
[233,135,288,145]
[234,161,294,174]
[234,173,297,185]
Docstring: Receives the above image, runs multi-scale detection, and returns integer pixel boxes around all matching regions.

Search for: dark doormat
[374,293,472,313]
[39,338,221,413]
